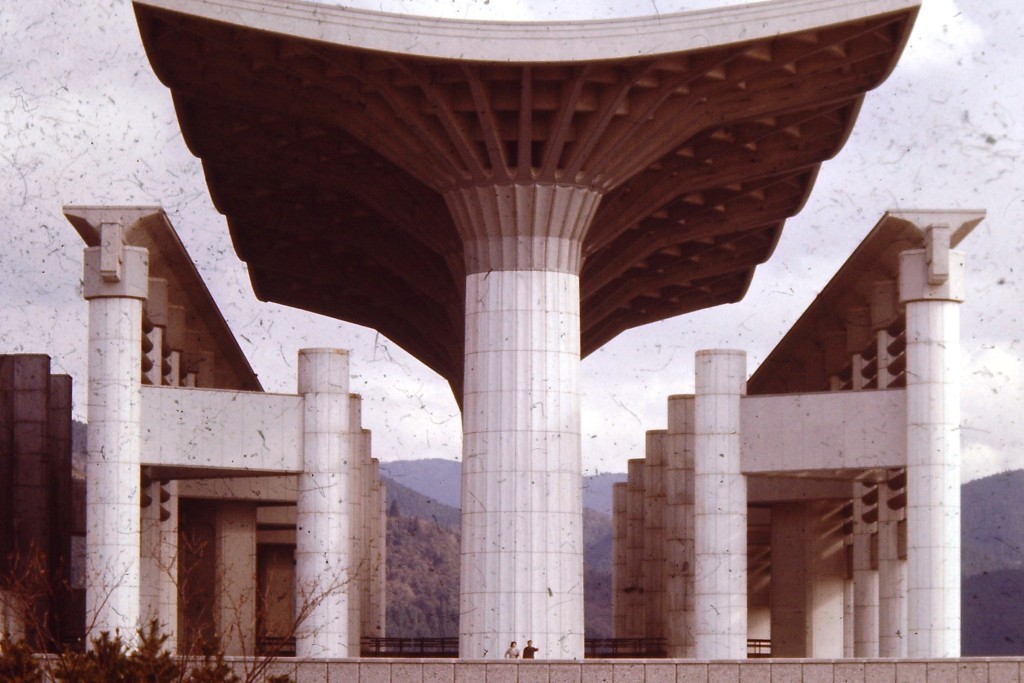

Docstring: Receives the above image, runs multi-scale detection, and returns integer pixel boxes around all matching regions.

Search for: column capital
[889,209,984,304]
[84,245,149,300]
[898,249,966,304]
[83,222,149,300]
[444,182,601,274]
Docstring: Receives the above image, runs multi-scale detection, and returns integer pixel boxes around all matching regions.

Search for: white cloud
[961,345,1024,478]
[900,0,986,71]
[963,441,1015,483]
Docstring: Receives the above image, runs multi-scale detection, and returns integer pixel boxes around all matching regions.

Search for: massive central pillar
[448,183,600,659]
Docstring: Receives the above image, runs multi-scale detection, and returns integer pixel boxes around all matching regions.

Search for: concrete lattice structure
[131,0,921,658]
[64,206,386,656]
[613,210,984,659]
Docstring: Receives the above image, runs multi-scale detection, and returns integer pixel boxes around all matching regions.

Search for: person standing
[522,640,539,659]
[504,641,520,659]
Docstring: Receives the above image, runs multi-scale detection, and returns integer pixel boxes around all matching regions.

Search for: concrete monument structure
[131,0,921,658]
[614,210,984,658]
[65,206,386,657]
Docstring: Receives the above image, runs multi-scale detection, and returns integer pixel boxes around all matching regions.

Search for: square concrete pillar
[215,501,257,656]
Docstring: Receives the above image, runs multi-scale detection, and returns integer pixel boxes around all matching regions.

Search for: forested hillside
[385,461,1024,650]
[384,475,615,638]
[386,510,460,637]
[962,470,1024,655]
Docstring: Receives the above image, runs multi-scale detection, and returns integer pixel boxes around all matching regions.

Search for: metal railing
[584,637,666,658]
[361,637,458,657]
[257,636,772,659]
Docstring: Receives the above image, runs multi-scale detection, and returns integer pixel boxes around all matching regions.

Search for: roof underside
[134,0,918,399]
[747,210,983,396]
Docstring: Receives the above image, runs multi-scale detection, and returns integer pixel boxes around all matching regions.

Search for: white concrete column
[877,478,907,657]
[809,502,847,658]
[461,267,584,658]
[665,394,695,657]
[693,349,747,659]
[158,482,179,650]
[852,482,880,657]
[215,501,256,655]
[611,483,628,637]
[295,348,353,658]
[900,226,965,657]
[372,473,387,638]
[844,564,855,657]
[643,430,667,639]
[83,221,148,642]
[349,420,369,653]
[140,476,178,650]
[362,457,381,640]
[770,503,808,657]
[453,183,599,660]
[771,502,846,658]
[625,458,646,638]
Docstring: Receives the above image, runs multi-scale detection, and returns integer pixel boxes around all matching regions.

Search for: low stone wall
[230,658,1023,682]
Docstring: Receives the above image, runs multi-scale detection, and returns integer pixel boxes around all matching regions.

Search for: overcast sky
[2,0,1022,482]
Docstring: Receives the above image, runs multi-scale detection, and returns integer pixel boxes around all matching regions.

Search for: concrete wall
[210,657,1024,682]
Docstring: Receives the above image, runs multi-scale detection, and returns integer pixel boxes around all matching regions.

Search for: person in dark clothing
[522,640,538,659]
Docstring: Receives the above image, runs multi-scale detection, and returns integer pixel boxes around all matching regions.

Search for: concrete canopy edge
[131,0,921,63]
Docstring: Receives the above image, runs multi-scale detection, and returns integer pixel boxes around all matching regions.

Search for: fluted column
[612,483,628,637]
[852,482,879,657]
[665,395,695,657]
[83,221,148,642]
[347,396,366,653]
[693,349,747,659]
[371,472,387,638]
[451,183,600,659]
[643,430,667,639]
[877,478,907,657]
[900,224,965,657]
[624,458,646,638]
[295,348,353,657]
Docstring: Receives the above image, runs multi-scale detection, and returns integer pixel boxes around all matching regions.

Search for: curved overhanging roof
[134,0,919,399]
